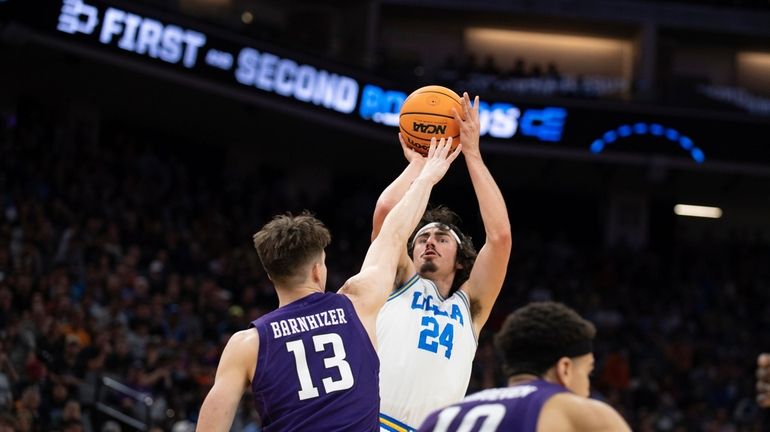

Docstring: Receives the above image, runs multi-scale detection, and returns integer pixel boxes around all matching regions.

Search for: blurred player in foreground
[418,301,631,432]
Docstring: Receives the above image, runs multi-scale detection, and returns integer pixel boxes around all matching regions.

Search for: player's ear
[310,261,322,284]
[555,357,572,386]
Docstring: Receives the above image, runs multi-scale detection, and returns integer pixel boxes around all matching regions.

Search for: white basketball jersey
[377,274,477,429]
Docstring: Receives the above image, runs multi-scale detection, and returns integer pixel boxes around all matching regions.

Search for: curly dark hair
[407,205,477,295]
[494,301,596,377]
[252,211,331,281]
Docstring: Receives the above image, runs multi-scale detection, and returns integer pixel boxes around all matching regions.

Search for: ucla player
[196,139,461,431]
[372,92,512,430]
[418,301,631,432]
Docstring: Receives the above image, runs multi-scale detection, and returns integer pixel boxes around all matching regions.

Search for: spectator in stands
[546,61,561,80]
[436,55,461,84]
[759,353,770,408]
[0,342,17,412]
[481,54,501,76]
[510,57,527,78]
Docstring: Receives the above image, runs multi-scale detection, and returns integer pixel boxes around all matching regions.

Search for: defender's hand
[418,137,461,185]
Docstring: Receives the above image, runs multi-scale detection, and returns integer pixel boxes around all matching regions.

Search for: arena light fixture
[589,123,705,163]
[673,204,723,219]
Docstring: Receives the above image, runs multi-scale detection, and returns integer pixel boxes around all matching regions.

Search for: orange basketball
[399,85,462,156]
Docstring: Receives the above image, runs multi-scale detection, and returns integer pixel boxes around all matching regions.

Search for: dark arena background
[2,0,770,430]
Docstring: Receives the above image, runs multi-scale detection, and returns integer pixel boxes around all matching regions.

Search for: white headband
[411,222,462,247]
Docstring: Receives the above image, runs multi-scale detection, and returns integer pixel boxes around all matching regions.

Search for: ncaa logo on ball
[411,122,447,134]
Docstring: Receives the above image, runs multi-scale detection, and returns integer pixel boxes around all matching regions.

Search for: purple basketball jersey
[417,379,567,432]
[250,292,380,431]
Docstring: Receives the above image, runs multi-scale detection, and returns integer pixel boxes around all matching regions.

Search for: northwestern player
[373,92,512,430]
[196,139,461,431]
[418,301,631,432]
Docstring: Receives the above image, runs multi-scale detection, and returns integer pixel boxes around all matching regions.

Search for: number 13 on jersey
[286,333,355,400]
[418,316,454,358]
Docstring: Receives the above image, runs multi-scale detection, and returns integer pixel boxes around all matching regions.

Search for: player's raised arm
[342,139,461,337]
[371,134,425,242]
[453,92,512,335]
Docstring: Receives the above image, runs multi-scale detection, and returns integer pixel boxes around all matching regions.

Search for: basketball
[399,85,462,156]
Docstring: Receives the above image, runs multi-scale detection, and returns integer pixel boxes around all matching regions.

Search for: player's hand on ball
[399,133,425,164]
[452,92,481,158]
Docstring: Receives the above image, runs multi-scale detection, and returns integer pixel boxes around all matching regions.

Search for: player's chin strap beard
[411,222,462,248]
[419,261,438,273]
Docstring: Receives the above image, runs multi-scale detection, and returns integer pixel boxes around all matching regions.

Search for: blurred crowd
[641,0,770,9]
[0,100,768,432]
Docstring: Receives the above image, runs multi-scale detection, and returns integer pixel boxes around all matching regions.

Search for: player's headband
[559,339,593,359]
[508,339,594,378]
[411,222,462,247]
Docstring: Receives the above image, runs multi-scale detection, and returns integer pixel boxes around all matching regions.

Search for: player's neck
[508,374,540,386]
[276,284,324,307]
[421,273,455,298]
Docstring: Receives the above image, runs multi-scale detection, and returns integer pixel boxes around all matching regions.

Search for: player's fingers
[398,133,410,151]
[447,144,462,163]
[439,137,452,158]
[435,137,448,156]
[428,137,437,158]
[400,134,422,156]
[451,107,462,122]
[463,92,471,117]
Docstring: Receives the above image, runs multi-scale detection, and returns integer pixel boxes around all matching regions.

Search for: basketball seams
[406,85,462,104]
[399,112,456,119]
[403,86,462,106]
[414,90,462,105]
[401,129,460,142]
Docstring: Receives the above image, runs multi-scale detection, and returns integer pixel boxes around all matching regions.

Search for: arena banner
[6,0,770,167]
[5,0,562,143]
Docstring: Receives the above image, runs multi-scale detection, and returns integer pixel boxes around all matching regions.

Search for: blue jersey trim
[379,412,416,432]
[387,273,420,302]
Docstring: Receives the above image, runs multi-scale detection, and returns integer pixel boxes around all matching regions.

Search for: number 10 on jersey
[418,316,454,358]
